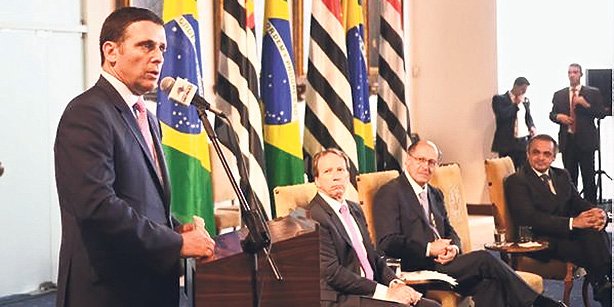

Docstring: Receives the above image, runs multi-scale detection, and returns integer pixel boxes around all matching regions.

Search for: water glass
[493,228,506,246]
[518,226,533,243]
[385,257,402,276]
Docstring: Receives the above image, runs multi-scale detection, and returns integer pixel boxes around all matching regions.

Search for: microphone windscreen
[159,77,176,93]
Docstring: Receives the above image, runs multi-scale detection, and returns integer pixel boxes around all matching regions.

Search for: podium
[191,215,320,306]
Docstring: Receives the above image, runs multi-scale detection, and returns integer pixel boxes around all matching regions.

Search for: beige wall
[409,0,497,205]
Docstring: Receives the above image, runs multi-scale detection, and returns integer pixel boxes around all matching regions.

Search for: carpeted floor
[0,278,602,307]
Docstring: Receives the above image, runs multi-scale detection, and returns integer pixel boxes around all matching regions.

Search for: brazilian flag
[157,1,215,234]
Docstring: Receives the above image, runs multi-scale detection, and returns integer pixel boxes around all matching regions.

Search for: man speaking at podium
[54,7,214,307]
[307,149,440,307]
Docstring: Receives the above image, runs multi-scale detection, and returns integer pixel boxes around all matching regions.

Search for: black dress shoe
[533,295,568,307]
[593,276,613,306]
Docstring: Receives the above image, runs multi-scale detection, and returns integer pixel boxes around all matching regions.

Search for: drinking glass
[518,226,533,243]
[385,257,402,276]
[494,228,506,246]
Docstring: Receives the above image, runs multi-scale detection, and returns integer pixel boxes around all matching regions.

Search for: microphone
[159,77,226,118]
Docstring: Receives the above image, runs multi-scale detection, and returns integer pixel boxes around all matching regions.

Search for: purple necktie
[339,204,374,280]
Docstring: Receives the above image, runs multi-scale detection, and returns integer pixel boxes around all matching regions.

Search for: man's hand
[529,126,537,137]
[434,245,458,265]
[428,239,451,257]
[180,216,215,258]
[573,208,607,230]
[386,281,422,305]
[590,208,607,231]
[572,95,591,108]
[556,114,574,125]
[180,229,215,258]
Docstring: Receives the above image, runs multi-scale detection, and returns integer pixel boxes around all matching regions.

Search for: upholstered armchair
[273,182,318,218]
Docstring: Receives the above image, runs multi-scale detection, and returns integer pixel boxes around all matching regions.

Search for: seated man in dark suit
[307,148,440,307]
[374,140,565,307]
[504,134,612,306]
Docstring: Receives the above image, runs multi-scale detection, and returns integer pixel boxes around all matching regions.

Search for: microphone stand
[193,105,282,306]
[595,119,612,213]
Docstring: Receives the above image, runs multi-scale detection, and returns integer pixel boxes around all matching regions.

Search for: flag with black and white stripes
[304,0,359,200]
[376,0,412,171]
[214,0,271,219]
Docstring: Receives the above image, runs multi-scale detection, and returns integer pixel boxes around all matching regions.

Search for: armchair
[484,157,589,306]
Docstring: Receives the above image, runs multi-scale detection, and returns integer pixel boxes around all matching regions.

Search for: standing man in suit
[550,63,606,204]
[374,140,565,307]
[491,77,536,169]
[307,149,440,307]
[504,134,611,306]
[54,7,215,307]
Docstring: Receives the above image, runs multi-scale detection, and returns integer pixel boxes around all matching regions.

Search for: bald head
[405,140,441,186]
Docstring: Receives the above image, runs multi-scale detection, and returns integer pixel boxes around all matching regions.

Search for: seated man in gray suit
[307,148,440,307]
[374,140,565,307]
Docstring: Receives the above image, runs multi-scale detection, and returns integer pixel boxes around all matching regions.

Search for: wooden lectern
[190,215,320,306]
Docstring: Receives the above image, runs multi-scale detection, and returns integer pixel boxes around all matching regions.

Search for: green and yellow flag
[261,0,304,216]
[157,1,216,234]
[346,0,375,173]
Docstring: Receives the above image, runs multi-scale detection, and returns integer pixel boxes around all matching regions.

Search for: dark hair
[569,63,583,76]
[312,148,350,178]
[513,77,530,87]
[527,134,558,153]
[99,7,164,65]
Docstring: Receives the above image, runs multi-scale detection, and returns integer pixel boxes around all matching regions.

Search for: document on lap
[399,270,458,286]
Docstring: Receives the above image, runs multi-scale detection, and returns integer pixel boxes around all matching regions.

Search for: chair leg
[563,263,574,306]
[582,277,591,307]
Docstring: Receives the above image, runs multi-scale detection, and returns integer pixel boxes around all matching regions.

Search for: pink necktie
[339,204,374,280]
[134,99,160,176]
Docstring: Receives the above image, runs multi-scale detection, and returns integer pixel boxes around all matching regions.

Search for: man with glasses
[307,148,440,306]
[373,140,565,307]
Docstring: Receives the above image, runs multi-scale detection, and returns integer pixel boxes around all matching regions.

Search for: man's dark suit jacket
[549,85,606,152]
[308,194,398,306]
[54,77,183,307]
[491,92,535,153]
[504,166,594,238]
[373,175,461,272]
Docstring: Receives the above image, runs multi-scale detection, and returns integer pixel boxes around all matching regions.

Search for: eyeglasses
[409,154,439,168]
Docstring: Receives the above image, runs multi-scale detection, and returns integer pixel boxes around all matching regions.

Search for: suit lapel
[149,116,171,211]
[316,195,353,247]
[96,78,167,198]
[399,175,431,225]
[348,202,370,246]
[426,186,445,236]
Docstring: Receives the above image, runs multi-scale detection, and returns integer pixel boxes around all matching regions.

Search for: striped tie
[540,174,556,194]
[339,203,374,280]
[419,191,441,239]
